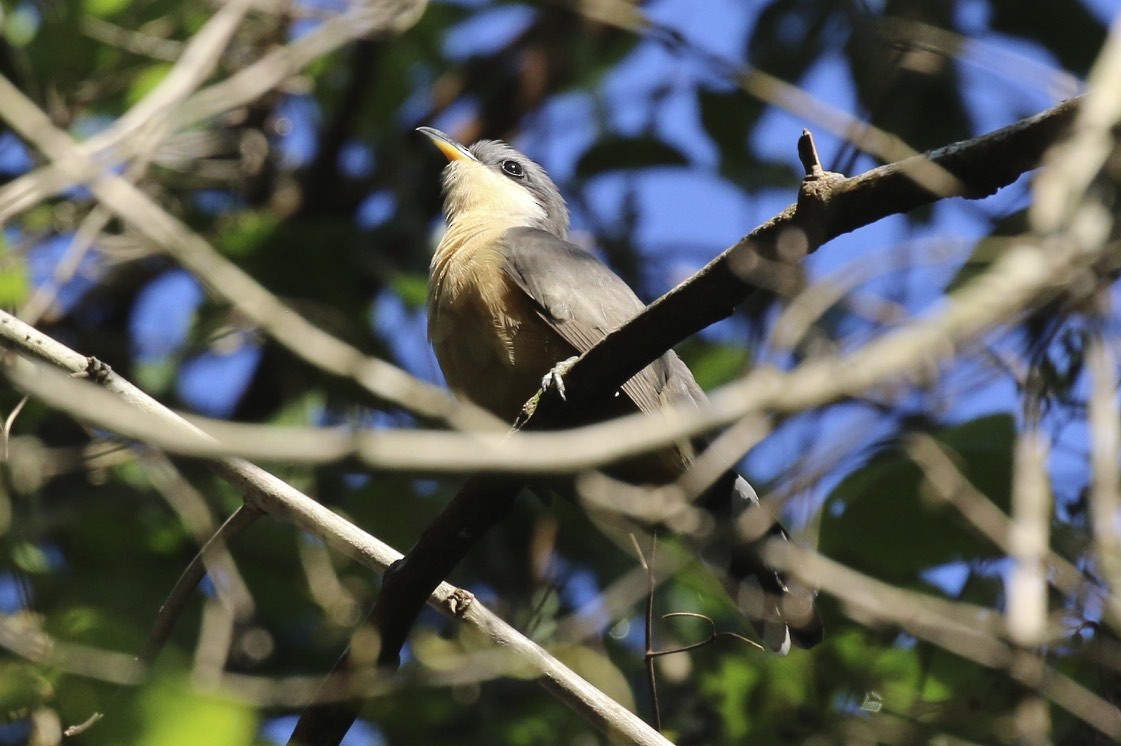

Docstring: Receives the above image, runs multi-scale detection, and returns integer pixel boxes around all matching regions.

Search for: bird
[417,126,822,653]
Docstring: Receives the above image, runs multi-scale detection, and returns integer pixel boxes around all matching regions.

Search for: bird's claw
[541,356,580,401]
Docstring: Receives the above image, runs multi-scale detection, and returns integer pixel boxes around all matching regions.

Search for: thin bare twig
[649,612,762,656]
[630,534,662,732]
[1,395,28,462]
[140,504,261,665]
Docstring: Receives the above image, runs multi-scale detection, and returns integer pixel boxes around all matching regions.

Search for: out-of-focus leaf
[698,88,797,191]
[700,655,760,740]
[820,414,1014,583]
[920,643,1010,734]
[846,4,971,155]
[83,0,132,18]
[0,253,29,308]
[554,644,635,712]
[699,88,755,182]
[214,211,279,259]
[2,5,39,46]
[948,209,1029,291]
[0,662,48,711]
[989,0,1108,76]
[827,628,976,720]
[126,63,173,107]
[681,340,751,390]
[391,272,430,309]
[267,389,326,427]
[1052,519,1092,566]
[748,0,832,84]
[953,569,1004,610]
[52,606,106,639]
[937,414,1014,510]
[134,675,257,746]
[134,358,178,394]
[11,541,51,573]
[869,644,921,711]
[574,136,688,178]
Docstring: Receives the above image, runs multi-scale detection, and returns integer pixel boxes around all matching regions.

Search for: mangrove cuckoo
[418,127,822,653]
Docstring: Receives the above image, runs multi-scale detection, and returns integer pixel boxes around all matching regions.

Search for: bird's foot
[541,356,580,401]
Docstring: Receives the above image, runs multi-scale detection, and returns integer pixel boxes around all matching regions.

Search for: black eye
[501,160,524,178]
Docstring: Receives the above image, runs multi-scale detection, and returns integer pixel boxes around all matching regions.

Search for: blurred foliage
[821,415,1015,583]
[0,0,1117,744]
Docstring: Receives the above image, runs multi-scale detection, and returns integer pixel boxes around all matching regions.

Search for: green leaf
[989,0,1108,76]
[937,414,1015,512]
[871,645,921,711]
[554,644,635,712]
[52,606,112,643]
[390,272,430,310]
[134,358,179,395]
[0,251,29,309]
[846,2,971,154]
[698,88,795,190]
[11,542,51,574]
[135,675,257,746]
[126,63,174,107]
[820,415,1015,583]
[215,212,279,259]
[699,88,751,168]
[83,0,132,18]
[748,0,832,83]
[2,5,40,46]
[574,136,688,178]
[947,210,1029,292]
[268,390,326,427]
[682,342,751,390]
[830,628,924,712]
[700,655,760,739]
[0,661,49,711]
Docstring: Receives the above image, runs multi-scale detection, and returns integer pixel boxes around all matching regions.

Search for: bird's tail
[705,474,823,654]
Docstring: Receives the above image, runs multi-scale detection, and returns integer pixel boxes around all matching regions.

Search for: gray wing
[499,226,705,415]
[502,227,824,653]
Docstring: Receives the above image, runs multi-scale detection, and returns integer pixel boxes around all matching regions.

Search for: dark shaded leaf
[820,415,1015,583]
[574,135,688,178]
[749,0,835,83]
[989,0,1108,76]
[845,3,972,155]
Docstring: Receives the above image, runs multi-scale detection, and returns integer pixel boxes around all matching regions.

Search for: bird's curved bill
[416,127,476,163]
